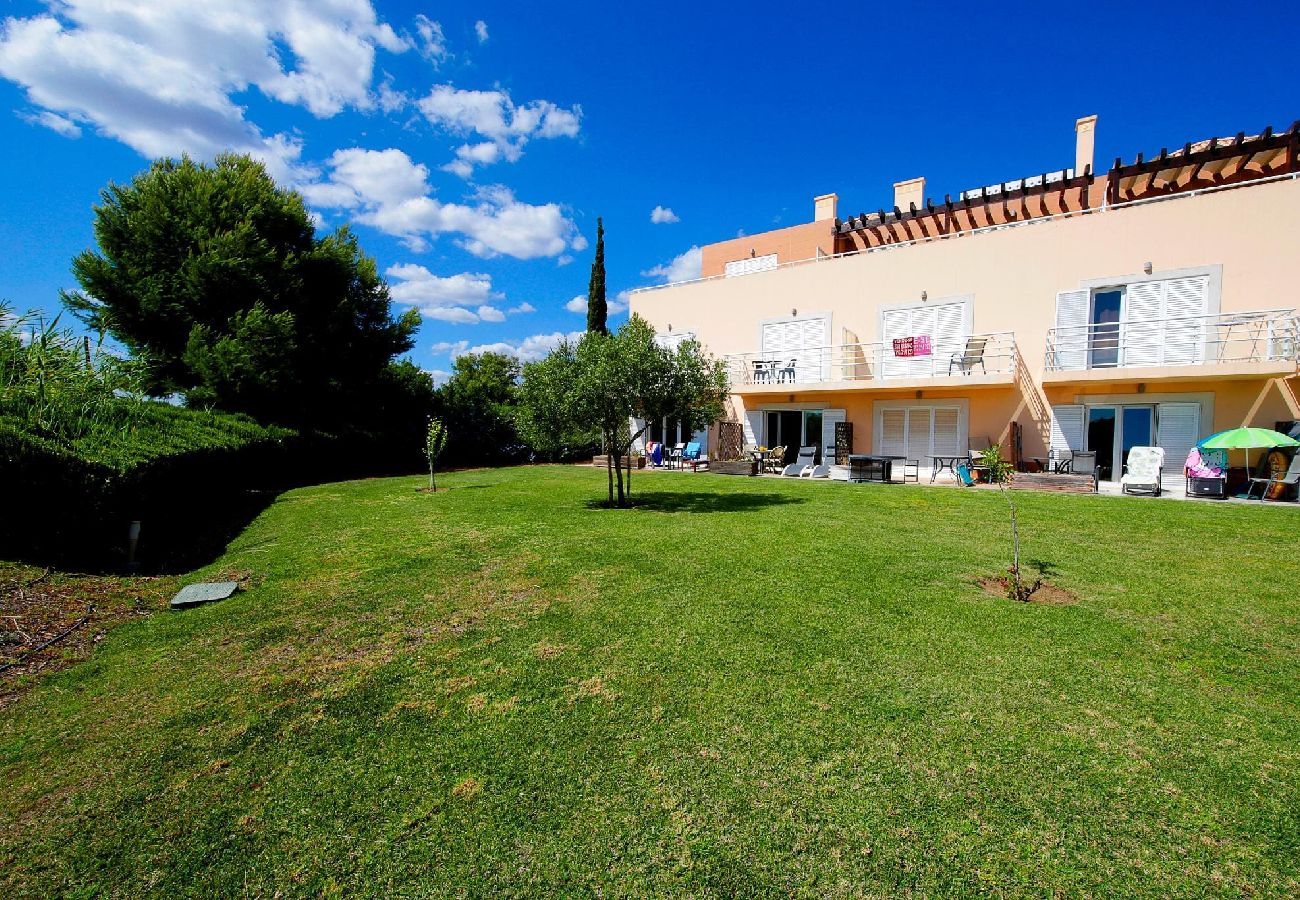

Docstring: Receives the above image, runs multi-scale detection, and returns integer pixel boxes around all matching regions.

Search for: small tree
[425,417,449,491]
[519,315,727,507]
[978,443,1038,601]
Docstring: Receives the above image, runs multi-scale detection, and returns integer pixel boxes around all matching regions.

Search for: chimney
[893,177,925,212]
[813,192,838,222]
[1075,114,1097,175]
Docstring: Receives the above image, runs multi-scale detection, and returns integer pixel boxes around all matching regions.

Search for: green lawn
[3,466,1299,897]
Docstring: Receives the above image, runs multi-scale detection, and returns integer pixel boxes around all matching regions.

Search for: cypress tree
[586,217,608,335]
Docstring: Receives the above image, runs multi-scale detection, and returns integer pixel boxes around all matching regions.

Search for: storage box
[1186,476,1226,498]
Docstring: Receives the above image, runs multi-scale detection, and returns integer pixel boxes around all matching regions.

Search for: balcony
[1043,309,1299,383]
[725,332,1018,394]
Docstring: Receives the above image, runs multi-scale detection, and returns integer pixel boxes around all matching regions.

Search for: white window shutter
[743,411,763,447]
[1156,402,1200,489]
[821,409,846,458]
[932,303,968,377]
[631,417,647,452]
[1049,404,1085,454]
[907,409,931,459]
[880,409,907,457]
[1121,280,1164,367]
[880,308,912,379]
[932,407,962,456]
[1053,290,1090,370]
[1162,276,1208,365]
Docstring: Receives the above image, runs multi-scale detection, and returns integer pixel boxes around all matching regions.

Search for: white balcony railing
[725,332,1017,388]
[1044,309,1299,372]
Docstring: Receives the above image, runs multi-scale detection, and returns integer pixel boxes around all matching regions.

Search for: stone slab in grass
[170,581,239,610]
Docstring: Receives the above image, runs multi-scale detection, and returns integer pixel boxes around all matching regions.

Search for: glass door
[1089,288,1122,368]
[1087,407,1117,481]
[1121,406,1154,476]
[803,411,823,463]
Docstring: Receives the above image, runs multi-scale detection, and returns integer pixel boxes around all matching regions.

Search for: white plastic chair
[1120,446,1164,496]
[782,446,817,477]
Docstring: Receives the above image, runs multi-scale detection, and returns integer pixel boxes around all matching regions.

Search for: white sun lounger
[781,446,817,477]
[1120,445,1164,496]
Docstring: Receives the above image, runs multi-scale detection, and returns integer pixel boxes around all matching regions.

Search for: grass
[2,465,1299,897]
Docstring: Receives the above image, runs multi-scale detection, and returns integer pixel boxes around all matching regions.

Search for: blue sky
[2,1,1298,380]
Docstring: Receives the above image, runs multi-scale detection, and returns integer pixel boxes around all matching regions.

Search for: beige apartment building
[629,116,1300,488]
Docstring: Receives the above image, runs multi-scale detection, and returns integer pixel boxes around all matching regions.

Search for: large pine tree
[585,217,608,335]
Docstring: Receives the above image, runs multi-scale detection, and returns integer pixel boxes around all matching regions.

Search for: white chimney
[1075,115,1097,175]
[893,177,925,212]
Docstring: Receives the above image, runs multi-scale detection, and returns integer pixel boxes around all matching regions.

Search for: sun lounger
[782,446,816,477]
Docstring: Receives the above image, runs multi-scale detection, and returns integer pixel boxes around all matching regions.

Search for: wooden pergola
[833,120,1299,249]
[1106,121,1300,204]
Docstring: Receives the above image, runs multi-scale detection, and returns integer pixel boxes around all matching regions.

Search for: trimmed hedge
[1,403,294,569]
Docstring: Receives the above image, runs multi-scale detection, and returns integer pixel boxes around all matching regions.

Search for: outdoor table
[848,454,905,483]
[929,454,965,482]
[752,359,780,384]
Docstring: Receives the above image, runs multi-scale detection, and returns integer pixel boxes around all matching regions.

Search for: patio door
[764,410,829,464]
[1086,404,1156,481]
[876,404,963,473]
[880,300,969,380]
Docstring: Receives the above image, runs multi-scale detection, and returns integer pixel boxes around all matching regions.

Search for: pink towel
[1184,447,1224,478]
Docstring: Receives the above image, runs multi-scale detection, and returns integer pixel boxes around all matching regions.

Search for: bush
[0,401,293,569]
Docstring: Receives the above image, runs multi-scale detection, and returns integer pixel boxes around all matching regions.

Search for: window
[880,298,971,379]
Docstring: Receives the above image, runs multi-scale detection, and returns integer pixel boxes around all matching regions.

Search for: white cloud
[0,1,408,181]
[650,205,680,224]
[423,306,480,324]
[19,109,81,138]
[565,293,628,315]
[385,263,500,307]
[476,304,505,323]
[474,20,489,43]
[459,331,583,363]
[508,301,535,314]
[413,15,447,63]
[431,340,469,356]
[417,84,580,177]
[302,148,583,258]
[642,245,702,284]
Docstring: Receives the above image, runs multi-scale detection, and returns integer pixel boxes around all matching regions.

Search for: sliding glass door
[765,410,824,464]
[1086,404,1154,481]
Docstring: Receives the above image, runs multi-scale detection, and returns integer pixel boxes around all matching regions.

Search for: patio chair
[752,360,772,384]
[1047,448,1073,473]
[681,441,704,471]
[1069,450,1100,492]
[778,358,797,383]
[901,459,919,483]
[667,442,685,469]
[968,435,992,466]
[802,458,832,478]
[1120,446,1164,496]
[1245,451,1300,501]
[782,446,817,477]
[948,336,989,376]
[763,446,786,474]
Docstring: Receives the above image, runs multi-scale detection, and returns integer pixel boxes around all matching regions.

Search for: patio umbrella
[1198,427,1299,480]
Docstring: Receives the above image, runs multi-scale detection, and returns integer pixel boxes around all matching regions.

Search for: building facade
[629,116,1300,488]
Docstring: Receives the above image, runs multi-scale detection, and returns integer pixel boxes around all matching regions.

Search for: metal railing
[725,332,1017,387]
[1044,309,1299,372]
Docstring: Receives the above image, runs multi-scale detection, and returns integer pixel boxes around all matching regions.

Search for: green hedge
[0,403,294,569]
